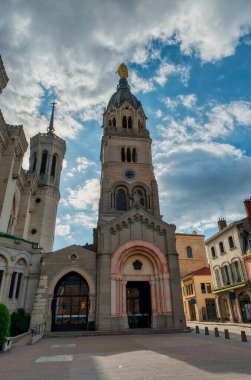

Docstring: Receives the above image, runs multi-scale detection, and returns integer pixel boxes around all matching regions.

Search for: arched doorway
[126,281,151,328]
[111,240,171,329]
[239,293,251,323]
[51,272,89,331]
[219,296,230,321]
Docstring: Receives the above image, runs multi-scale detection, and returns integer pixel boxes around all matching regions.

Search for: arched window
[132,148,137,163]
[51,154,57,177]
[215,268,221,288]
[121,147,125,162]
[116,188,127,210]
[186,246,193,258]
[32,153,37,172]
[128,116,132,129]
[112,117,116,127]
[127,148,131,162]
[108,119,112,126]
[40,151,48,176]
[138,120,141,130]
[122,116,127,128]
[51,272,89,331]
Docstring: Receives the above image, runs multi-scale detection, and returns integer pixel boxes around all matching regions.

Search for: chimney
[244,198,251,221]
[217,218,227,231]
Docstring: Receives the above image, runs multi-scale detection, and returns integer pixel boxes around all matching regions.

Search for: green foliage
[0,303,10,346]
[10,309,31,337]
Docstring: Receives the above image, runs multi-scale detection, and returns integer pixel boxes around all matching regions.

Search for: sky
[1,0,251,250]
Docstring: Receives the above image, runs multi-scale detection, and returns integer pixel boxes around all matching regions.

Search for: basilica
[0,58,191,333]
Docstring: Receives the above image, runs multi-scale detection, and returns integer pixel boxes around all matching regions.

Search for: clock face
[124,169,135,179]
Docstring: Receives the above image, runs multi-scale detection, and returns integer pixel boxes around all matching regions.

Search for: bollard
[214,327,219,337]
[195,326,200,334]
[241,331,247,342]
[205,327,209,335]
[224,329,230,339]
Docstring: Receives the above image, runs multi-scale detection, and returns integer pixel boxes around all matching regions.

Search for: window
[219,241,225,254]
[121,147,125,162]
[228,236,235,249]
[32,153,37,172]
[40,151,48,176]
[122,116,127,128]
[221,265,231,286]
[186,246,193,258]
[116,188,127,210]
[0,270,3,289]
[51,154,57,177]
[211,246,216,258]
[128,116,132,129]
[127,147,131,162]
[200,283,206,294]
[215,268,221,288]
[132,148,137,163]
[206,283,212,293]
[15,273,22,299]
[233,261,242,283]
[9,272,17,298]
[112,117,116,127]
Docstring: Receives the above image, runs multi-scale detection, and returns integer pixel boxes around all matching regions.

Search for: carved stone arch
[110,240,171,319]
[14,251,32,267]
[0,249,13,266]
[47,266,95,297]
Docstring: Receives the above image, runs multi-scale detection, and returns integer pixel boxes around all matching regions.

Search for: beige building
[206,200,251,323]
[0,56,65,314]
[181,267,217,322]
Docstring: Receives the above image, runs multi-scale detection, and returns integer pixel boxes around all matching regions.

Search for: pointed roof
[181,266,211,279]
[47,101,56,134]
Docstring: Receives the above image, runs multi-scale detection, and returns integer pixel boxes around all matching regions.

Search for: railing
[30,322,46,338]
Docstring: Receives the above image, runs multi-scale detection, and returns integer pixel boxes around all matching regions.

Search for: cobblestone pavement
[1,331,251,380]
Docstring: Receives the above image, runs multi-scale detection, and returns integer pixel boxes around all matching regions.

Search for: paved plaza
[1,330,251,380]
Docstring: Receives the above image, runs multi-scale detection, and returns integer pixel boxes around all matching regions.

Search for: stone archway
[51,272,89,331]
[110,240,171,329]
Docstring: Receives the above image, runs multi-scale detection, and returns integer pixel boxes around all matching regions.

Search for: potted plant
[0,303,11,352]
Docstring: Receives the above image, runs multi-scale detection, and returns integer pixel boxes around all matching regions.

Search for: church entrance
[126,281,151,328]
[51,272,89,331]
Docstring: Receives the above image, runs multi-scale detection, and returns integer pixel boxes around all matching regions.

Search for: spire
[47,101,56,134]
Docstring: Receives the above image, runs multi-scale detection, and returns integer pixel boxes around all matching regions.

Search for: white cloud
[177,94,197,108]
[154,62,190,86]
[66,178,100,210]
[130,71,154,94]
[55,224,71,237]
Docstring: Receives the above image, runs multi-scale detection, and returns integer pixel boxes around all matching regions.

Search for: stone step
[44,328,190,338]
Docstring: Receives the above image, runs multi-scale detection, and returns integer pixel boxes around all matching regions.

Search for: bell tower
[99,63,160,224]
[27,102,66,252]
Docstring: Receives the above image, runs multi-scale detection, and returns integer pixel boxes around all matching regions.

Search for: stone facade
[31,65,186,332]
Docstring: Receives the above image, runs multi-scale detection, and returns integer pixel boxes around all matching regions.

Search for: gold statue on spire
[116,63,128,79]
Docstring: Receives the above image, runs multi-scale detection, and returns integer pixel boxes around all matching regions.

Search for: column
[122,281,127,316]
[111,278,116,316]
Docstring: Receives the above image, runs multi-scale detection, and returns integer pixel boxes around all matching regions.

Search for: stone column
[111,278,116,316]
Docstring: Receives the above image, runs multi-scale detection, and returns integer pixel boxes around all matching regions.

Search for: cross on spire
[47,101,57,134]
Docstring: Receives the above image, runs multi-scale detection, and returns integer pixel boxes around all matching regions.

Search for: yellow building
[176,232,208,278]
[181,267,217,322]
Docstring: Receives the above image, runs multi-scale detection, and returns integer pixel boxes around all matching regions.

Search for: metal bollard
[241,331,247,342]
[195,326,200,334]
[224,329,230,339]
[205,327,209,335]
[214,327,219,337]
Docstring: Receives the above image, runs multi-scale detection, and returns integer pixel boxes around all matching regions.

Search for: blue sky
[1,0,251,250]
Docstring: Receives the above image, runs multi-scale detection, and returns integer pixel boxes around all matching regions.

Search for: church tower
[27,103,66,252]
[96,64,185,331]
[99,64,160,223]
